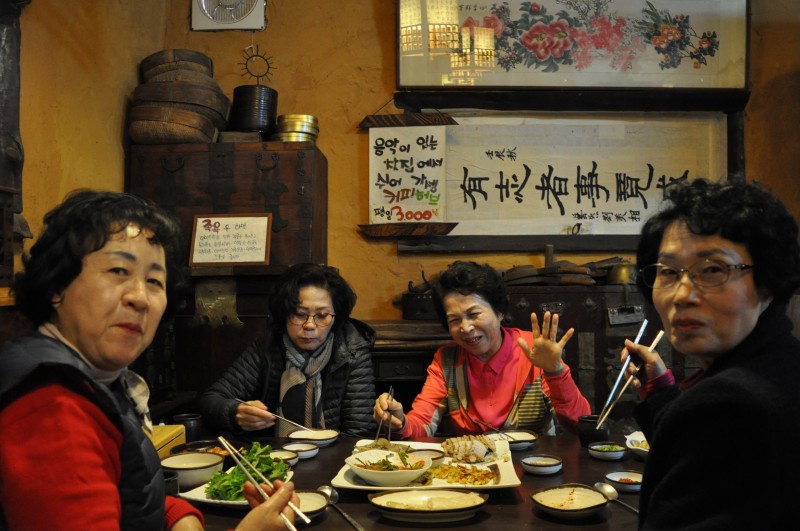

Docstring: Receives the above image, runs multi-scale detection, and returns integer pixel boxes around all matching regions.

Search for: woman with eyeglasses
[624,179,800,530]
[200,263,377,438]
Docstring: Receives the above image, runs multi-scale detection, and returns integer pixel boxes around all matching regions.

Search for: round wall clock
[191,0,266,31]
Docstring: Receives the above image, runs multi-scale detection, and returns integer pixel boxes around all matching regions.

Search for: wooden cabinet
[126,141,328,414]
[365,320,450,409]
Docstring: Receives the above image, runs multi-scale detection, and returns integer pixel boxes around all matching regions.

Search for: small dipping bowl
[605,470,643,492]
[282,442,319,460]
[408,448,445,467]
[521,454,563,475]
[269,449,299,467]
[294,490,329,519]
[588,441,627,461]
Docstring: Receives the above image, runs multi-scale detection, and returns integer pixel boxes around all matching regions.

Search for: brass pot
[606,263,638,285]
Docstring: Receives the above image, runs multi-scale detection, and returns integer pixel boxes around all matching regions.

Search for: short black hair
[432,260,508,329]
[636,179,800,305]
[269,263,357,335]
[12,189,186,325]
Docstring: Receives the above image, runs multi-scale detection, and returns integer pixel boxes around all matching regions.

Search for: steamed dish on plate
[424,463,498,486]
[441,435,496,463]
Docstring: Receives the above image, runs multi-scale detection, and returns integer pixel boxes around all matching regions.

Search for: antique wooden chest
[127,141,328,408]
[128,141,327,268]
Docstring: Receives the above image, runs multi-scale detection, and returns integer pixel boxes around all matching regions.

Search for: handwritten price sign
[368,125,446,224]
[190,214,272,266]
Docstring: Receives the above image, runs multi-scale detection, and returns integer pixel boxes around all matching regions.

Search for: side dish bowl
[624,431,650,460]
[282,442,319,460]
[409,448,445,467]
[520,454,563,475]
[287,428,340,447]
[269,449,299,467]
[588,441,627,461]
[345,449,432,487]
[604,470,643,492]
[161,452,224,490]
[294,491,329,518]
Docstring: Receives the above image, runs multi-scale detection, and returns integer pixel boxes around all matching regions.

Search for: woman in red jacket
[0,190,296,531]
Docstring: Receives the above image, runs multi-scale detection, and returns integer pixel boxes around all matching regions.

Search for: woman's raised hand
[517,311,574,374]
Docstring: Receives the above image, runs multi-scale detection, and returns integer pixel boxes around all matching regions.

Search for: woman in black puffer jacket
[200,264,377,438]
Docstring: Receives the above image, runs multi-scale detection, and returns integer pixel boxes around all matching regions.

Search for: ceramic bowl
[287,428,339,447]
[294,490,329,519]
[530,483,608,519]
[170,439,247,468]
[345,449,432,487]
[605,470,643,492]
[520,454,563,475]
[282,442,319,460]
[269,449,299,467]
[409,448,446,467]
[161,452,223,490]
[588,441,627,461]
[624,431,650,460]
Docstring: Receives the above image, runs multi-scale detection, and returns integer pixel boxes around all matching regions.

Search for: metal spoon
[594,482,640,514]
[317,485,366,531]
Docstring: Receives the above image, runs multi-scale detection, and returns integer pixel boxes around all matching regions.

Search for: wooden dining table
[195,433,643,530]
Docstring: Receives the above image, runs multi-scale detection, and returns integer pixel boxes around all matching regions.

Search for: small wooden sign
[189,214,272,266]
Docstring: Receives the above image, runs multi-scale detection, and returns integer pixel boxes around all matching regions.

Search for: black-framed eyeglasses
[640,259,754,289]
[288,312,336,327]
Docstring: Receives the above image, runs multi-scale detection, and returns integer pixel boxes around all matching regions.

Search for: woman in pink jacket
[374,260,590,438]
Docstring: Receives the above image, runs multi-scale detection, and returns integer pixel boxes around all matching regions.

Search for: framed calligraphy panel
[393,112,727,251]
[397,0,747,90]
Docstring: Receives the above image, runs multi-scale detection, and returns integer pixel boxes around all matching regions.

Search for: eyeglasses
[288,312,336,327]
[640,259,753,289]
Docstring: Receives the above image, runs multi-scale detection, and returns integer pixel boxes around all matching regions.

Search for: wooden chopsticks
[596,329,665,430]
[216,436,310,528]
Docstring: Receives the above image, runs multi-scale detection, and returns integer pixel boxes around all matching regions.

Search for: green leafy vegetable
[204,442,290,501]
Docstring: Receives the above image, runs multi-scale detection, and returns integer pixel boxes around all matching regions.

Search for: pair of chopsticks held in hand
[217,436,310,531]
[374,386,395,442]
[596,320,665,430]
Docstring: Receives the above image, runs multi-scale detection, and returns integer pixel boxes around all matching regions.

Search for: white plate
[180,470,293,507]
[625,431,650,460]
[332,440,519,491]
[485,430,537,450]
[531,483,608,519]
[368,489,488,523]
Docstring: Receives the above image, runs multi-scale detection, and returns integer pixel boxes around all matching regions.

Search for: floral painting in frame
[397,0,747,89]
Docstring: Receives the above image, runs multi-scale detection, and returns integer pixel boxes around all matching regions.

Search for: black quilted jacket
[199,318,377,438]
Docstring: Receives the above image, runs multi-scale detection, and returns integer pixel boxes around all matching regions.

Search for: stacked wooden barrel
[128,49,230,144]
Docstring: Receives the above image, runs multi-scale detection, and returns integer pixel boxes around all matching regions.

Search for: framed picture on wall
[397,0,747,90]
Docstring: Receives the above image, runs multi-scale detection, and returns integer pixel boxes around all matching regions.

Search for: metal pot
[606,263,638,285]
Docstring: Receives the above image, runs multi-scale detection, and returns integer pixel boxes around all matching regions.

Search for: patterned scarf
[39,323,153,433]
[277,332,334,436]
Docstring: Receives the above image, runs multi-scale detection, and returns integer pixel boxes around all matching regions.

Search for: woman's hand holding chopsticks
[236,480,299,531]
[235,399,276,431]
[622,335,668,392]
